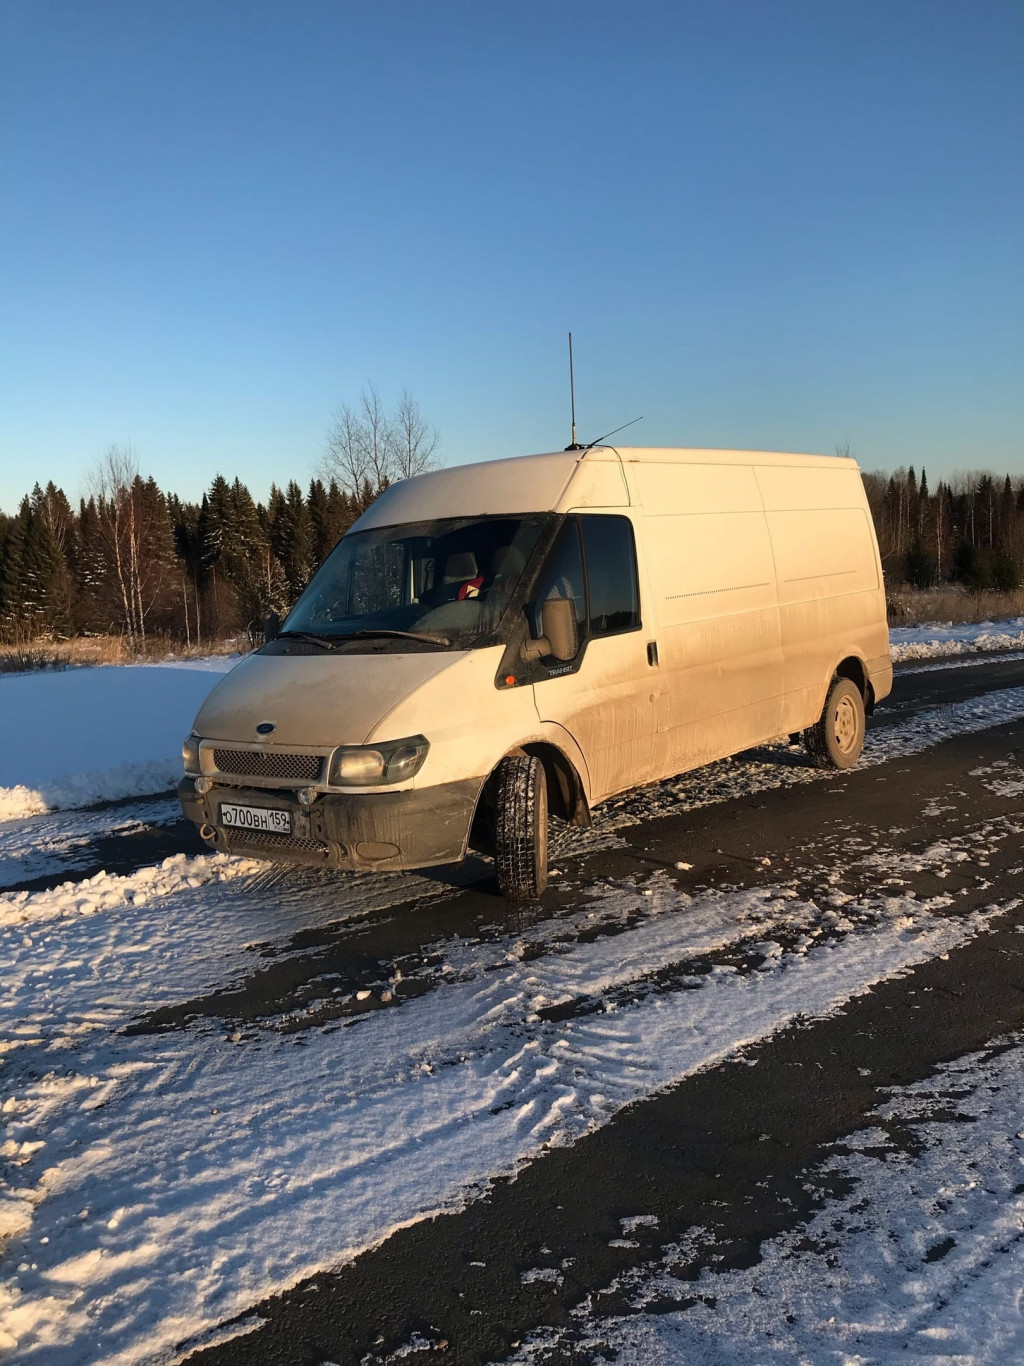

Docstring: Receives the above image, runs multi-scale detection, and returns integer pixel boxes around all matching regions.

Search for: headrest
[443,551,478,583]
[491,545,526,578]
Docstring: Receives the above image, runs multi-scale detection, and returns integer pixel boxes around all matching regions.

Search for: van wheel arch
[834,655,872,710]
[469,743,591,858]
[522,743,591,829]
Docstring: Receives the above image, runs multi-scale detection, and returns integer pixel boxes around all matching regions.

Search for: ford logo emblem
[256,721,276,735]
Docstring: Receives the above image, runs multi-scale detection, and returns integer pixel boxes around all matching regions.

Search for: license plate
[220,803,291,834]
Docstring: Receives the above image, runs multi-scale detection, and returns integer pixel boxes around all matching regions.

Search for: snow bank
[0,658,237,822]
[0,851,265,928]
[890,616,1024,662]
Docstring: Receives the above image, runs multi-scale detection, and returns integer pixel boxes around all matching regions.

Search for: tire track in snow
[0,862,1008,1364]
[2,681,1024,1359]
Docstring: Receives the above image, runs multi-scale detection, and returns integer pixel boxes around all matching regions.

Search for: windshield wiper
[276,630,338,650]
[278,627,451,649]
[344,628,451,647]
[278,628,450,650]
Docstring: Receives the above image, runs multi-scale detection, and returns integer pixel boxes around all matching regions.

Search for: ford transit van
[179,447,892,898]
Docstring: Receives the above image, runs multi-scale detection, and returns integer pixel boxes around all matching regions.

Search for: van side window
[581,516,640,635]
[532,522,586,648]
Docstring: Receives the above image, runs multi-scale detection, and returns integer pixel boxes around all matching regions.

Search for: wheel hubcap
[834,696,858,752]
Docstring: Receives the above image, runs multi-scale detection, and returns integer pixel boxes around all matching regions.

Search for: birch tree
[92,445,175,648]
[323,386,439,499]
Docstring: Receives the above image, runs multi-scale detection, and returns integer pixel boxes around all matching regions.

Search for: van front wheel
[804,676,866,770]
[494,755,548,900]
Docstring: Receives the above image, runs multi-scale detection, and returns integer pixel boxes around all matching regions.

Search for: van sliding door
[631,462,784,776]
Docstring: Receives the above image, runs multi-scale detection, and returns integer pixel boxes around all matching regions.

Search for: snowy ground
[0,832,1006,1361]
[511,1033,1024,1365]
[890,616,1024,662]
[0,659,237,821]
[2,657,1024,1363]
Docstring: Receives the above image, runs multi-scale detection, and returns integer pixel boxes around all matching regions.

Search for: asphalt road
[8,652,1024,1364]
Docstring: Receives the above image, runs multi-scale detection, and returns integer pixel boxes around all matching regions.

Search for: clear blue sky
[1,0,1021,513]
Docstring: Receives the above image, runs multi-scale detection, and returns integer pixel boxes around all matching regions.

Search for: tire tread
[803,674,865,770]
[494,755,547,900]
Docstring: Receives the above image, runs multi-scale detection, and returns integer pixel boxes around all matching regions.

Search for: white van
[180,447,892,898]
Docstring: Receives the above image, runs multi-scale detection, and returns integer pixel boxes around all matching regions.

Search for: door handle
[647,641,659,667]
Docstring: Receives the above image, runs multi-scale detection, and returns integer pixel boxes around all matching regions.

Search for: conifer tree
[19,493,65,636]
[0,506,25,640]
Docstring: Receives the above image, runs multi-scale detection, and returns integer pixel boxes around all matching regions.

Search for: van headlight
[328,736,429,787]
[182,733,201,775]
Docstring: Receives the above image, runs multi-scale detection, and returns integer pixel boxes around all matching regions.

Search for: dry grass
[0,646,75,674]
[887,587,1024,627]
[0,634,246,673]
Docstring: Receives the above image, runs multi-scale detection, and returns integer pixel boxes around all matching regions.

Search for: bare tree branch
[323,404,370,493]
[360,383,395,490]
[394,389,439,480]
[90,444,172,648]
[321,385,440,498]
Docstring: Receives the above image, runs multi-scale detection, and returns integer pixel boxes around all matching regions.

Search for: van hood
[192,650,463,748]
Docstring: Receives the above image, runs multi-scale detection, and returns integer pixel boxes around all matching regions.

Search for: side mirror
[522,597,579,663]
[263,611,281,643]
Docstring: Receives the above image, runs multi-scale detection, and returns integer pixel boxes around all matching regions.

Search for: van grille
[227,829,333,858]
[212,748,323,781]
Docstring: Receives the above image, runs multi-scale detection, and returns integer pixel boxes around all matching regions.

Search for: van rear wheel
[494,755,548,900]
[804,676,866,770]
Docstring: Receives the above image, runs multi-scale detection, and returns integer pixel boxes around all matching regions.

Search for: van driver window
[581,516,640,635]
[533,522,585,646]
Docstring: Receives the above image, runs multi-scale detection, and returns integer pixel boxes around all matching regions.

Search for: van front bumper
[178,776,482,872]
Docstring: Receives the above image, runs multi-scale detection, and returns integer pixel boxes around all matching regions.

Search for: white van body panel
[623,460,783,777]
[365,647,560,792]
[193,649,460,749]
[351,450,630,532]
[532,592,658,801]
[752,461,886,732]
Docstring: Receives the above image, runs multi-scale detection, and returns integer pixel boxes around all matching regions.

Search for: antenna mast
[566,332,582,450]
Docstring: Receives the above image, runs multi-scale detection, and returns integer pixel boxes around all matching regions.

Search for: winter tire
[804,675,866,770]
[494,754,548,900]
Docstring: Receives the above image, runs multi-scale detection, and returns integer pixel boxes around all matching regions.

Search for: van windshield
[278,514,548,650]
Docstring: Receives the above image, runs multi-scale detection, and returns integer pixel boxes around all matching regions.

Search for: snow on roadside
[0,658,237,822]
[515,1036,1024,1365]
[890,616,1024,662]
[2,634,1023,838]
[0,622,1020,823]
[0,796,182,891]
[0,852,265,929]
[0,847,1008,1362]
[896,648,1024,675]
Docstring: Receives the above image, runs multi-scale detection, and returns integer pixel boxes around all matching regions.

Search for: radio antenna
[585,415,644,450]
[565,332,583,451]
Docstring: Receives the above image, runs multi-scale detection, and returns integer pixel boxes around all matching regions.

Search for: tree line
[2,448,1023,648]
[862,467,1024,591]
[0,388,439,648]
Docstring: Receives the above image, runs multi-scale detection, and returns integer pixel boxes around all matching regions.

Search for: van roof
[352,446,860,531]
